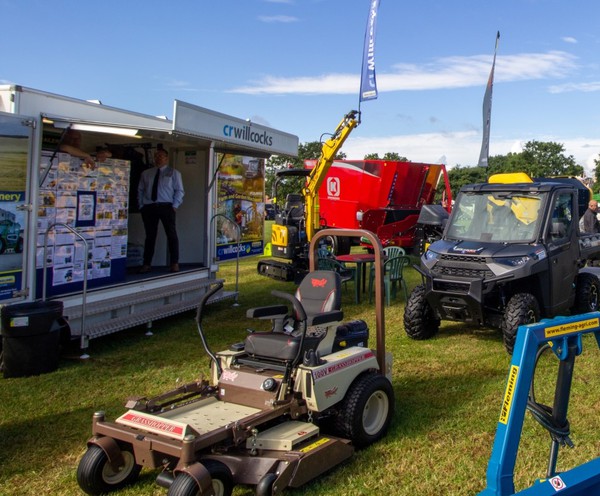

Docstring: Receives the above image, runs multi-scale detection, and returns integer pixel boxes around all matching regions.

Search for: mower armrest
[307,310,343,327]
[246,305,289,319]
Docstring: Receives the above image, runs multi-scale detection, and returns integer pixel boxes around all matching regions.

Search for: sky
[2,0,600,174]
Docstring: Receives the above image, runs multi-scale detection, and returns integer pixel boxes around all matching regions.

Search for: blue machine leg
[478,313,600,495]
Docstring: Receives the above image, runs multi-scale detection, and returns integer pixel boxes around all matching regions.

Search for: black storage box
[333,319,369,352]
[1,300,68,378]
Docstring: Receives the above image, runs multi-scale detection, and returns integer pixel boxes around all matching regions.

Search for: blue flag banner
[360,0,380,102]
[478,31,500,167]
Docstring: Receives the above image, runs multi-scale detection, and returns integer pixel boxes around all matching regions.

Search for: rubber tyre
[403,284,440,340]
[15,237,23,254]
[0,238,5,254]
[168,461,233,496]
[335,373,394,449]
[573,272,600,314]
[76,444,141,495]
[255,473,277,496]
[501,293,540,355]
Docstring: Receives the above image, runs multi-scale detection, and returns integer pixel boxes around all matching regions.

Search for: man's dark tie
[151,168,159,202]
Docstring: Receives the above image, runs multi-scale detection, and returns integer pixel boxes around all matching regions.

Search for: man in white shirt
[137,148,184,273]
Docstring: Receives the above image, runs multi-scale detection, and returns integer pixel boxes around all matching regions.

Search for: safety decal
[116,411,187,439]
[544,318,599,339]
[549,475,566,491]
[312,351,375,381]
[499,365,519,425]
[299,437,330,453]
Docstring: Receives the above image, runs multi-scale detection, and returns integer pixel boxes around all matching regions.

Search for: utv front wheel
[335,373,394,449]
[77,444,141,495]
[501,293,540,355]
[573,272,600,314]
[404,284,440,340]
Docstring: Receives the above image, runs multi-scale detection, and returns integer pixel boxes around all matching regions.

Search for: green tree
[363,152,409,161]
[593,154,600,194]
[446,165,487,198]
[264,141,347,204]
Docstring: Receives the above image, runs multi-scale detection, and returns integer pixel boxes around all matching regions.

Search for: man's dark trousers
[141,203,179,266]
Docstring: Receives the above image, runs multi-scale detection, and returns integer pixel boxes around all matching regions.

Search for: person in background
[580,199,600,234]
[137,148,184,273]
[59,129,96,168]
[95,146,112,163]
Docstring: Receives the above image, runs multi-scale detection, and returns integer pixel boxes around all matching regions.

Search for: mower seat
[244,270,343,361]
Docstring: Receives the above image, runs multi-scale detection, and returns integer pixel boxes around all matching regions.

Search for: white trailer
[0,85,298,350]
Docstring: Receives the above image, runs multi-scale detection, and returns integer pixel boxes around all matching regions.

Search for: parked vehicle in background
[404,173,600,353]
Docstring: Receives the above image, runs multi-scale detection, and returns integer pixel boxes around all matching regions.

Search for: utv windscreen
[446,192,545,243]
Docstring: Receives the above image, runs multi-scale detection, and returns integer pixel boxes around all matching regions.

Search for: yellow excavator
[257,110,359,282]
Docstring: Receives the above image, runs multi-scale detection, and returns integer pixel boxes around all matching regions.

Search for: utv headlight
[494,256,530,267]
[424,249,440,261]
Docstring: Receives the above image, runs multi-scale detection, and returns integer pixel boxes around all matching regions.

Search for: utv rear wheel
[404,284,440,340]
[77,444,141,495]
[335,373,394,449]
[168,461,233,496]
[573,272,600,314]
[501,293,540,355]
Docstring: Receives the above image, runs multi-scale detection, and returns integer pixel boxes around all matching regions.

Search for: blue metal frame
[479,312,600,495]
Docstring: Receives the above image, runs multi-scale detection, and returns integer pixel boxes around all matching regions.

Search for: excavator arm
[303,110,359,241]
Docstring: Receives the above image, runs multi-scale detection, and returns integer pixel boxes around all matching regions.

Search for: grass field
[2,240,600,495]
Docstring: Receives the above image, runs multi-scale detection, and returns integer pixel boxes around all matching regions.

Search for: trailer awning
[173,100,298,158]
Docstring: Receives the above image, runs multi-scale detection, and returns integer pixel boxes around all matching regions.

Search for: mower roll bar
[309,228,386,373]
[479,312,600,496]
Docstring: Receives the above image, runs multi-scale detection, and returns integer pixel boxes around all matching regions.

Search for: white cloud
[341,132,600,174]
[562,36,578,44]
[230,51,577,95]
[548,81,600,93]
[257,15,298,23]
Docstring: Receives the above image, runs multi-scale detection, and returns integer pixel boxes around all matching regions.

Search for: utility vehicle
[404,173,600,353]
[77,229,393,496]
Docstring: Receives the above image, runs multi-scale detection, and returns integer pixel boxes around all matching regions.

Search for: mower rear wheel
[76,444,141,495]
[168,461,233,496]
[573,272,600,314]
[404,284,440,340]
[501,293,540,355]
[335,373,394,449]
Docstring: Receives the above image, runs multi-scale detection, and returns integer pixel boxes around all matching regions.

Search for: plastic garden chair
[317,256,359,303]
[369,255,410,305]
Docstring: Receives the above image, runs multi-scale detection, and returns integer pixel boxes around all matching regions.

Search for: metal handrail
[209,213,240,305]
[43,223,90,351]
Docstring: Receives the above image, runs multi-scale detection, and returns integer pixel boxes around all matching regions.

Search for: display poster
[38,151,130,290]
[215,154,265,261]
[0,126,28,300]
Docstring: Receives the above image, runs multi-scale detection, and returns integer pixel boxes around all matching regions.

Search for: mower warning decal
[499,365,519,425]
[312,351,375,381]
[116,411,188,440]
[544,317,599,339]
[299,437,330,453]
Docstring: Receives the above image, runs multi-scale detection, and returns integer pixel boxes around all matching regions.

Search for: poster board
[37,151,130,295]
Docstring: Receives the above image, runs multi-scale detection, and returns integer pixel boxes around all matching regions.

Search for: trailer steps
[59,276,235,343]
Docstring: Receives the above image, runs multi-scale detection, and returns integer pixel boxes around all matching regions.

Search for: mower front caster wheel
[168,461,234,496]
[77,444,141,495]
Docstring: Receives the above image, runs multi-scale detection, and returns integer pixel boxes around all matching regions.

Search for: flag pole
[478,30,500,179]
